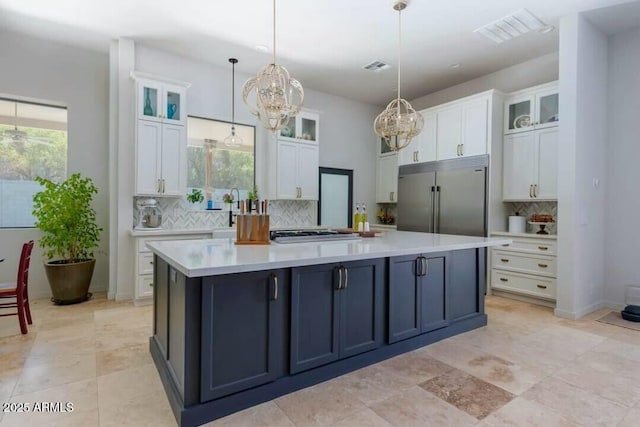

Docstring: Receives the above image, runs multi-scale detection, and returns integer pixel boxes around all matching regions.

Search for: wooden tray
[335,228,382,237]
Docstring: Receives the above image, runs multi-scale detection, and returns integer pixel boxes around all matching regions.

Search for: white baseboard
[555,300,606,320]
[115,292,133,301]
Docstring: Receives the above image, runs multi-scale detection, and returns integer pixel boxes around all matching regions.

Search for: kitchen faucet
[229,187,240,227]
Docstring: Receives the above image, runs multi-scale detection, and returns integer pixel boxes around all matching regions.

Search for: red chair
[0,240,35,334]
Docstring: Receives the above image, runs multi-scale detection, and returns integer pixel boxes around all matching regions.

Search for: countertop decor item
[32,173,101,304]
[373,0,423,152]
[513,114,531,129]
[223,58,243,147]
[242,0,304,132]
[529,214,554,234]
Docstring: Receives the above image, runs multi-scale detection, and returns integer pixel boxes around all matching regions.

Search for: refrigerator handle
[435,186,441,233]
[430,186,436,233]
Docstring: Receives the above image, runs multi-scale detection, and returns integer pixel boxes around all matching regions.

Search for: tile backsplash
[134,198,316,230]
[506,201,558,234]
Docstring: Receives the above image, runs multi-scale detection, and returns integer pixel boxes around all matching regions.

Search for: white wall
[556,14,608,319]
[604,27,640,307]
[0,31,109,299]
[411,53,559,110]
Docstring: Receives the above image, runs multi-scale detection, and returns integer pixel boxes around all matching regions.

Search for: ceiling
[0,0,635,105]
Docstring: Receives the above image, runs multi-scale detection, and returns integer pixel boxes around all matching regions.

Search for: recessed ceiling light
[538,25,555,34]
[255,45,269,53]
[450,63,461,69]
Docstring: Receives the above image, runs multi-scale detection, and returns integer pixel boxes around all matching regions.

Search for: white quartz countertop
[146,231,512,278]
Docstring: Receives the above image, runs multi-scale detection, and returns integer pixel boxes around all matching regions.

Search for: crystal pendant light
[242,0,304,132]
[374,0,423,151]
[224,58,243,147]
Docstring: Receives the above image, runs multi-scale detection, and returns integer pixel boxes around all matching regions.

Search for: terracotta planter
[44,259,95,305]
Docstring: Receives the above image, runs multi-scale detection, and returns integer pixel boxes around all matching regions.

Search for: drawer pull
[536,284,547,289]
[501,244,510,247]
[538,246,549,251]
[500,258,509,263]
[538,263,548,268]
[149,282,153,287]
[500,278,508,282]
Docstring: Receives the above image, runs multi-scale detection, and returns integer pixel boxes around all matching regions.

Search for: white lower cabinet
[133,233,211,304]
[490,233,557,303]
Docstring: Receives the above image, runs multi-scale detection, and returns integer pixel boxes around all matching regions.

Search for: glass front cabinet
[279,110,319,143]
[504,82,558,134]
[137,78,187,126]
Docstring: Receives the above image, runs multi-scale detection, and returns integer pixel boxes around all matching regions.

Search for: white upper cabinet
[132,73,190,197]
[279,110,319,144]
[461,97,489,157]
[436,104,462,160]
[398,111,436,165]
[504,81,558,134]
[137,78,187,126]
[274,140,319,200]
[503,128,558,201]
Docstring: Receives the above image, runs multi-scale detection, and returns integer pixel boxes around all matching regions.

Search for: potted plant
[32,173,102,305]
[247,185,259,212]
[186,188,204,210]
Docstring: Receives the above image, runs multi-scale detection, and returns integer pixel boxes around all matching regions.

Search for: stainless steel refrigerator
[397,155,488,237]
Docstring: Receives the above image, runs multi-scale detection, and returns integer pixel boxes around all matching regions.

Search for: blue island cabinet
[200,269,288,402]
[150,248,487,427]
[290,258,385,374]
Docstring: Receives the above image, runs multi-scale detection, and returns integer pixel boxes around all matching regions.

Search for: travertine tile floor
[1,294,639,426]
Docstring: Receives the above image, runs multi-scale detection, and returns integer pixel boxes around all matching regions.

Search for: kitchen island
[147,231,511,427]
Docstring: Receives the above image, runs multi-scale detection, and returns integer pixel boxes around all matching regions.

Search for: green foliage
[32,173,102,262]
[247,185,259,201]
[186,188,204,204]
[0,125,67,181]
[187,146,254,191]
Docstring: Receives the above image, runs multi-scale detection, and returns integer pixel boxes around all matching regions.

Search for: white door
[535,129,558,200]
[436,105,462,160]
[135,120,162,195]
[416,111,437,163]
[297,143,319,200]
[503,132,536,201]
[137,80,163,123]
[461,98,488,157]
[160,124,186,196]
[276,141,299,199]
[376,154,398,203]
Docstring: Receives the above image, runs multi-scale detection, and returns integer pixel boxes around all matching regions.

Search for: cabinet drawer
[138,253,155,275]
[137,275,154,299]
[137,233,211,252]
[491,270,556,300]
[492,251,556,277]
[496,238,556,255]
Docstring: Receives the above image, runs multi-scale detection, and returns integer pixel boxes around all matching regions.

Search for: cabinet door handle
[538,263,548,268]
[149,282,153,287]
[390,191,394,202]
[162,179,166,193]
[500,277,508,282]
[272,273,278,300]
[300,187,303,198]
[456,144,460,156]
[422,256,428,276]
[500,258,509,263]
[529,185,533,198]
[416,257,422,277]
[533,184,537,198]
[538,246,548,251]
[537,284,547,289]
[157,179,161,193]
[501,243,510,247]
[460,144,464,156]
[337,266,343,290]
[343,266,348,289]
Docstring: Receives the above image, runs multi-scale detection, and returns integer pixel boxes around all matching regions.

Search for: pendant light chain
[397,9,401,102]
[231,60,235,130]
[273,0,276,65]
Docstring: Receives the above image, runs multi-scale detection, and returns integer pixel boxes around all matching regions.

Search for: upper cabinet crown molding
[130,70,192,88]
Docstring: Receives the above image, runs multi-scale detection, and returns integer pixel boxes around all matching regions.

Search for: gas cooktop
[270,229,360,244]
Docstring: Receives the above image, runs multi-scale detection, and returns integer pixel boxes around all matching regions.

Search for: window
[187,116,255,205]
[0,99,67,228]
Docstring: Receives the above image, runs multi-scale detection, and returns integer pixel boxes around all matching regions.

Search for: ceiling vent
[363,60,390,71]
[474,9,547,44]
